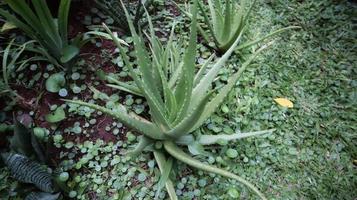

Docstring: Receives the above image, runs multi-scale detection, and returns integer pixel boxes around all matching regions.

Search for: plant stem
[163,141,268,200]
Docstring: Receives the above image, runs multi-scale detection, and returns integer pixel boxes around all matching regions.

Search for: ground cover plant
[0,0,356,200]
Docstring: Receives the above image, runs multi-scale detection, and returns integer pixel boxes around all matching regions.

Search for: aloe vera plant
[0,0,88,69]
[176,0,299,53]
[94,0,154,33]
[65,0,275,199]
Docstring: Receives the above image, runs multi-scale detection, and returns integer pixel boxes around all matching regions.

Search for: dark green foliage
[0,120,60,199]
[94,0,153,32]
[0,0,89,68]
[10,119,33,157]
[1,153,53,193]
[0,40,42,111]
[9,118,46,162]
[25,192,60,200]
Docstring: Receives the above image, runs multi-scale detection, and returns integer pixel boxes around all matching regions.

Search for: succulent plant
[0,0,90,69]
[65,0,276,199]
[175,0,299,53]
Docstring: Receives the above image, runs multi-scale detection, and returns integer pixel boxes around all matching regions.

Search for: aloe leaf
[85,30,128,46]
[176,135,195,145]
[145,7,164,92]
[197,0,219,46]
[146,20,174,114]
[63,99,165,140]
[188,141,210,156]
[1,21,16,32]
[191,44,270,132]
[89,86,110,101]
[163,141,267,200]
[173,0,198,124]
[1,153,54,193]
[171,0,211,44]
[151,49,176,120]
[237,26,301,50]
[126,136,153,157]
[168,62,183,89]
[218,0,248,52]
[32,0,61,47]
[166,91,213,138]
[193,54,215,87]
[8,40,36,72]
[0,8,36,38]
[199,129,275,145]
[212,0,225,42]
[105,74,142,96]
[58,0,71,44]
[153,151,178,200]
[107,84,143,97]
[5,0,59,56]
[119,1,163,105]
[2,39,13,85]
[103,24,170,129]
[242,0,257,26]
[4,0,42,32]
[190,30,244,111]
[222,0,232,41]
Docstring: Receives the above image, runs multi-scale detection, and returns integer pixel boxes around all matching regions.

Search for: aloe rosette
[175,0,299,53]
[0,0,89,68]
[65,0,277,199]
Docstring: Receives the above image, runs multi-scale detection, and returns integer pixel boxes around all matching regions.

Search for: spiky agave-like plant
[175,0,299,53]
[94,0,154,32]
[0,0,89,69]
[65,0,274,199]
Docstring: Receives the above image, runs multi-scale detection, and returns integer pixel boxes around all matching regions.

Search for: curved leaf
[63,99,165,140]
[163,141,267,200]
[60,45,79,63]
[45,107,66,123]
[154,151,177,200]
[45,73,65,93]
[198,129,275,145]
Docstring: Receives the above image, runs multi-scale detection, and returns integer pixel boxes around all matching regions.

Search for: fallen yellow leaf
[274,98,294,108]
[1,21,16,32]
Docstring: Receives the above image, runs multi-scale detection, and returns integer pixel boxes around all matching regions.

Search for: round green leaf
[45,107,66,123]
[46,73,66,93]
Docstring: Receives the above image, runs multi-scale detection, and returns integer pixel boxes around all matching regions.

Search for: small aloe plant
[94,0,154,33]
[65,0,275,199]
[176,0,299,53]
[0,0,89,69]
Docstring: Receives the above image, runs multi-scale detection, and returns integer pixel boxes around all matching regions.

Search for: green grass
[217,0,356,199]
